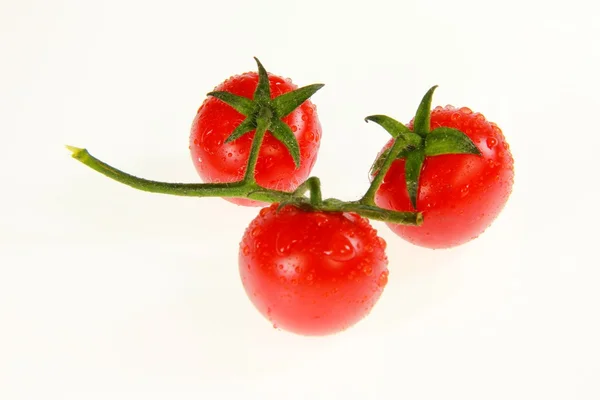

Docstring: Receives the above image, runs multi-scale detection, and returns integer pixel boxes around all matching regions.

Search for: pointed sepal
[425,127,481,156]
[412,85,438,135]
[207,91,254,116]
[253,57,271,101]
[404,149,425,209]
[365,115,412,138]
[224,117,255,143]
[270,119,301,167]
[272,84,324,118]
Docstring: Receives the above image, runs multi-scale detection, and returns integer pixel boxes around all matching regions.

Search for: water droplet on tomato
[313,213,329,227]
[294,266,301,274]
[259,208,269,217]
[202,130,214,152]
[363,265,373,276]
[291,125,298,132]
[377,237,387,250]
[323,233,356,262]
[301,115,308,122]
[306,273,314,282]
[306,131,315,142]
[193,139,199,145]
[242,245,250,256]
[291,278,298,285]
[227,152,232,157]
[251,227,261,237]
[486,137,498,149]
[460,185,470,198]
[276,231,298,255]
[377,271,389,287]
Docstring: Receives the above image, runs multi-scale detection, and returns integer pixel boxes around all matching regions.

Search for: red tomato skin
[190,72,321,206]
[239,204,389,336]
[375,106,514,249]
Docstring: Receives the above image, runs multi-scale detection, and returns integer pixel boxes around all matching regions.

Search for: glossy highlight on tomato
[239,204,389,336]
[190,72,321,206]
[374,106,514,249]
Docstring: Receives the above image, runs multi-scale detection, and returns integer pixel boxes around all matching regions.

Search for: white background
[1,0,598,399]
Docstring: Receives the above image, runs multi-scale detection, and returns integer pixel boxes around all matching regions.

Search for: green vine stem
[360,131,413,206]
[67,146,422,226]
[292,177,323,205]
[243,107,270,183]
[66,58,426,227]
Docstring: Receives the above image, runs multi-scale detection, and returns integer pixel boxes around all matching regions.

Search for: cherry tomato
[190,72,321,206]
[374,106,514,248]
[239,204,389,335]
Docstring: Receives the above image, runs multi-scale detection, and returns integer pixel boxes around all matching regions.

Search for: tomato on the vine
[372,104,514,249]
[68,56,518,336]
[190,70,322,207]
[239,204,389,336]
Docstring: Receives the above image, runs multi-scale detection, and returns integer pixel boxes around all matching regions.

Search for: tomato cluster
[189,63,513,335]
[70,59,514,336]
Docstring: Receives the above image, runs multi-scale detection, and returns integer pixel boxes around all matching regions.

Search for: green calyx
[207,57,324,168]
[365,86,481,209]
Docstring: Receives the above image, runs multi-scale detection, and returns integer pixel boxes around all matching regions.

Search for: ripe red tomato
[239,204,389,336]
[190,72,321,206]
[374,106,514,249]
